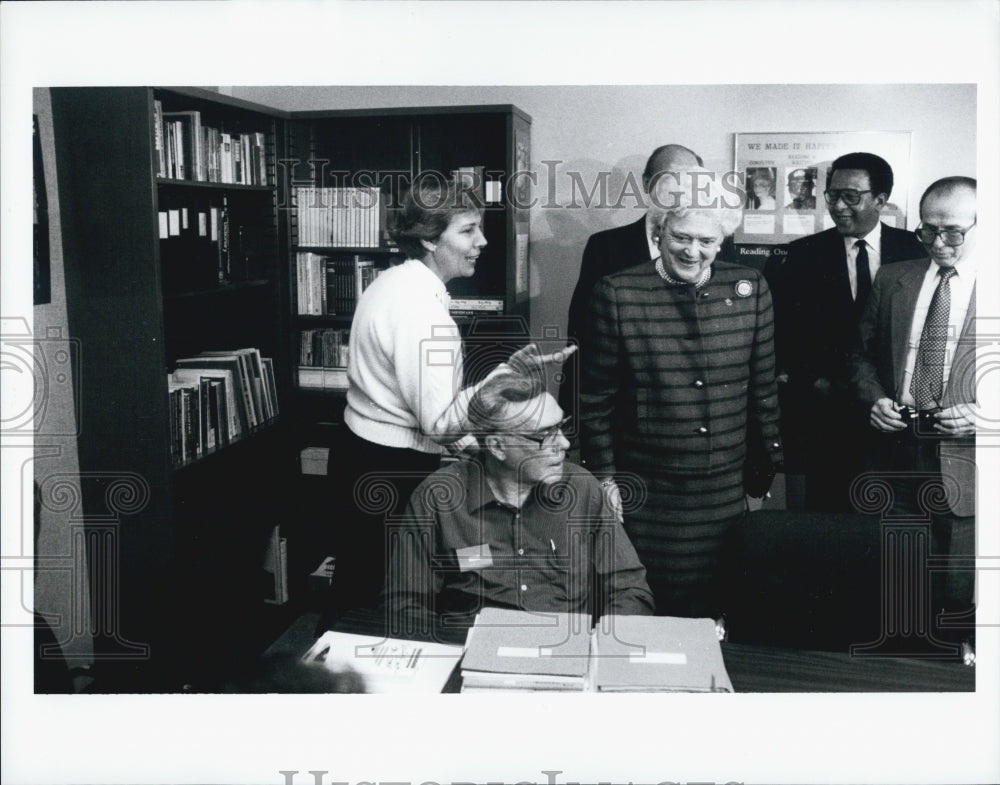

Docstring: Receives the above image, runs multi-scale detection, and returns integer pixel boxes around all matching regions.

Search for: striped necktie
[909,265,957,410]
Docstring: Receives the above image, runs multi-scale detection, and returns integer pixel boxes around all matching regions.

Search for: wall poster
[732,131,913,249]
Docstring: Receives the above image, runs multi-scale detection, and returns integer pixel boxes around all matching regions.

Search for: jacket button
[693,379,704,388]
[697,426,709,435]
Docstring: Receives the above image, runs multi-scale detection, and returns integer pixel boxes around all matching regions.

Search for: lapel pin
[735,280,753,298]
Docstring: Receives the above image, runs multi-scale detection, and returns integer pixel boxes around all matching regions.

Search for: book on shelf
[460,608,592,692]
[448,297,505,317]
[296,252,380,316]
[262,524,289,605]
[162,110,204,181]
[591,615,733,693]
[302,630,463,694]
[153,99,167,178]
[295,186,381,248]
[174,348,278,438]
[170,367,241,443]
[299,327,350,368]
[298,366,348,391]
[154,106,269,185]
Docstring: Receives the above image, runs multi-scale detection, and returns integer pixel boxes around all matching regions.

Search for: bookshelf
[283,106,532,447]
[281,107,533,611]
[49,91,531,689]
[50,87,293,691]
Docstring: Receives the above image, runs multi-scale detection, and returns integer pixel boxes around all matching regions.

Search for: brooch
[735,280,753,298]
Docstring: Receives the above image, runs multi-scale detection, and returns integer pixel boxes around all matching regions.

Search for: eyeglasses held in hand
[517,416,572,448]
[914,219,976,247]
[823,189,872,206]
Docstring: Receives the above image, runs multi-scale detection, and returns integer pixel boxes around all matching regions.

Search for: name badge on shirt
[456,543,493,572]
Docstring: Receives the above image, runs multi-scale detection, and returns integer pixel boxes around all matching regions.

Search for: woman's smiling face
[658,212,723,283]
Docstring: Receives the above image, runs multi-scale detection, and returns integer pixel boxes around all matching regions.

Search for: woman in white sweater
[326,180,572,617]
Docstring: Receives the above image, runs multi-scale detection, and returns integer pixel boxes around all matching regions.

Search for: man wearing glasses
[777,152,925,512]
[851,176,977,650]
[383,371,654,634]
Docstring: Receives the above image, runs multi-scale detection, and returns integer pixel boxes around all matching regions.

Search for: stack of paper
[592,615,733,692]
[302,631,463,694]
[460,608,592,692]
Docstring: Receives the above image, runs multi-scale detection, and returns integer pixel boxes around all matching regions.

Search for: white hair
[648,167,744,238]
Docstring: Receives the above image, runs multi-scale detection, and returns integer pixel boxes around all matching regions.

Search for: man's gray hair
[467,372,545,438]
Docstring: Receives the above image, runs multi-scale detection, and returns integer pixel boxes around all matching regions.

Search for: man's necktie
[855,239,872,314]
[909,266,957,410]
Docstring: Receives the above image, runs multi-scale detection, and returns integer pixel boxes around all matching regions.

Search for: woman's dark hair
[389,178,483,259]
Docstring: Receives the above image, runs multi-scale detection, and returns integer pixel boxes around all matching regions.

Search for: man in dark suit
[851,176,977,646]
[560,144,736,421]
[777,152,925,511]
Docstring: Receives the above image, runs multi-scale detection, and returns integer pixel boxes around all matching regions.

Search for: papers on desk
[302,630,463,694]
[592,615,733,692]
[460,608,592,692]
[460,610,733,693]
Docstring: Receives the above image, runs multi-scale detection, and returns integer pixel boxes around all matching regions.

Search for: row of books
[295,186,384,248]
[158,193,256,292]
[154,101,269,186]
[460,608,733,692]
[166,348,279,464]
[299,327,350,368]
[296,252,379,316]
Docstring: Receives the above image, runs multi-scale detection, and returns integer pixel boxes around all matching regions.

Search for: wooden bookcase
[50,90,531,690]
[283,105,533,449]
[50,87,293,691]
[281,107,533,591]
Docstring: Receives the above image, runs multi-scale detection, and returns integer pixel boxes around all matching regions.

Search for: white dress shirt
[899,253,978,407]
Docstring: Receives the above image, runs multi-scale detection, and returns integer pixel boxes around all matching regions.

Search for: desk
[266,610,974,693]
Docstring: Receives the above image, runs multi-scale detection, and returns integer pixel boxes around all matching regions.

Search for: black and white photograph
[2,3,998,785]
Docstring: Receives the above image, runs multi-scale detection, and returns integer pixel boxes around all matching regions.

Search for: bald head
[643,144,703,192]
[919,176,976,212]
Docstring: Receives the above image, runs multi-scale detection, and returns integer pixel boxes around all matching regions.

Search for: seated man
[382,372,654,636]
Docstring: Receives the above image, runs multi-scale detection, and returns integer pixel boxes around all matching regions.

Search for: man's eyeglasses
[914,219,977,247]
[823,189,872,206]
[515,416,572,448]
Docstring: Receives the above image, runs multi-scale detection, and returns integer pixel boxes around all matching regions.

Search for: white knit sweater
[344,259,480,454]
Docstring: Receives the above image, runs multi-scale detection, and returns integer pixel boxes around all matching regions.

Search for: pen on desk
[550,539,556,553]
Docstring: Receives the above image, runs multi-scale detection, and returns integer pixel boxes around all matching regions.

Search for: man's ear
[484,433,506,461]
[420,238,437,254]
[873,192,889,211]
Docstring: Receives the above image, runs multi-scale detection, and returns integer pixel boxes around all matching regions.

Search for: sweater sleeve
[386,297,512,446]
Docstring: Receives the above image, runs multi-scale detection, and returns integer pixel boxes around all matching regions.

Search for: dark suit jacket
[778,223,926,389]
[850,258,976,517]
[560,216,737,417]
